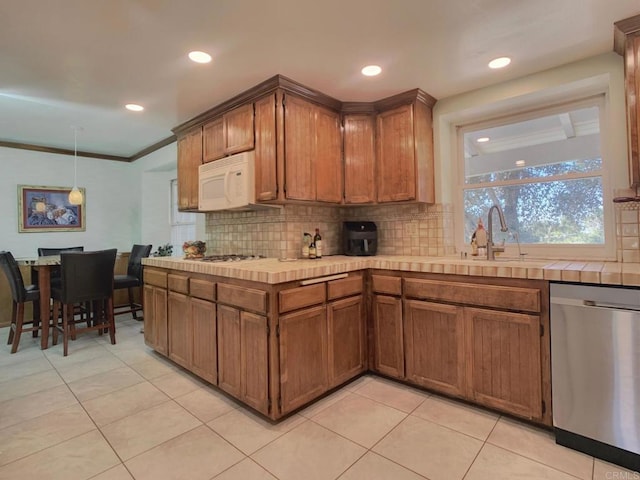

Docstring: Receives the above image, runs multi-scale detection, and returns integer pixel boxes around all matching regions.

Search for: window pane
[463,177,604,244]
[466,158,602,184]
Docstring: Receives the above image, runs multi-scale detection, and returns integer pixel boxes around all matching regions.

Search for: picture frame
[17,185,86,233]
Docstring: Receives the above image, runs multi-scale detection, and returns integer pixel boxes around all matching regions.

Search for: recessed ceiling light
[515,160,526,167]
[188,51,212,64]
[125,104,144,112]
[361,65,382,76]
[488,57,511,69]
[476,137,490,143]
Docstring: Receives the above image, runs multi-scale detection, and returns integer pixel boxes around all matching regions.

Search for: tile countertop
[142,255,640,286]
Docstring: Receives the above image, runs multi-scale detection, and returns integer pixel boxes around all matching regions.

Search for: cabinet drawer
[217,283,267,314]
[327,274,363,300]
[371,275,402,296]
[168,274,189,294]
[144,268,167,288]
[190,278,216,301]
[404,278,541,313]
[279,284,326,313]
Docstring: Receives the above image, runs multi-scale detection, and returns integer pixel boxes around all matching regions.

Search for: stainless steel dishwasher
[551,283,640,471]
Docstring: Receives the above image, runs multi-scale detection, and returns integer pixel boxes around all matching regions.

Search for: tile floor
[0,315,637,480]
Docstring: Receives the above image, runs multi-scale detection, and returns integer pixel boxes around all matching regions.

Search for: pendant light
[68,126,83,205]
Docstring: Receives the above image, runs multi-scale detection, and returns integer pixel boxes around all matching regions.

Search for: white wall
[0,147,139,257]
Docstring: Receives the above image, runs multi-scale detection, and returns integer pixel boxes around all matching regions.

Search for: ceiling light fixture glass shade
[188,51,212,63]
[488,57,511,69]
[361,65,382,76]
[69,126,83,205]
[125,103,144,112]
[476,136,490,143]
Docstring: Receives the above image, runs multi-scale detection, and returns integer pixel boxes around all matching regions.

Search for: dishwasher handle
[552,295,640,312]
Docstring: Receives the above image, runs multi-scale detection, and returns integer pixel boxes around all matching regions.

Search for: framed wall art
[17,185,86,233]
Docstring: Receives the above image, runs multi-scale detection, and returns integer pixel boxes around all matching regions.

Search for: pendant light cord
[73,127,78,188]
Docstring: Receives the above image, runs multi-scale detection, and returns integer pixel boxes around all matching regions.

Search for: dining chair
[114,244,152,320]
[36,246,85,323]
[0,251,42,353]
[51,249,117,356]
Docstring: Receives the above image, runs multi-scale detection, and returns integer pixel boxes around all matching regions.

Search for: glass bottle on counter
[314,228,322,258]
[309,241,317,259]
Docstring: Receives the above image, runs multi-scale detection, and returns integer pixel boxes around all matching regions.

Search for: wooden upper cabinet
[315,106,342,203]
[376,100,434,204]
[203,104,255,163]
[177,127,202,211]
[615,15,640,188]
[254,93,278,202]
[343,114,376,204]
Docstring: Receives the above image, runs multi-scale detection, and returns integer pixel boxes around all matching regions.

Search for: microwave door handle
[223,170,232,204]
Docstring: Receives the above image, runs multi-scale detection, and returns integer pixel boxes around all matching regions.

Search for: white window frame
[170,179,197,255]
[455,94,615,261]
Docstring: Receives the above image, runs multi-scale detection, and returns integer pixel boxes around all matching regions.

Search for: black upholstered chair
[51,249,117,356]
[114,244,152,320]
[37,246,84,286]
[0,251,42,353]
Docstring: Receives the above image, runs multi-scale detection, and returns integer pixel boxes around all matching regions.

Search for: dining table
[18,255,60,349]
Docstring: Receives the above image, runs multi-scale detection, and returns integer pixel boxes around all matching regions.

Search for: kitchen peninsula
[141,255,640,424]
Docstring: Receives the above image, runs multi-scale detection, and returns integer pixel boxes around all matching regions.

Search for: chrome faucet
[487,204,508,260]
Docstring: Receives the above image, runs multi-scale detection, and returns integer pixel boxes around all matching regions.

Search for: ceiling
[1,0,638,161]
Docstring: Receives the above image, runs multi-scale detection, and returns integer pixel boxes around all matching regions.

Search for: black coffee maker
[343,221,377,256]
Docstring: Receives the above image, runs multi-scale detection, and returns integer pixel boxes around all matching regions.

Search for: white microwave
[198,151,255,211]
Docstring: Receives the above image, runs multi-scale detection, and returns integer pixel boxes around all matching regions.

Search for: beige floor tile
[150,370,204,398]
[89,464,134,480]
[488,417,593,479]
[126,425,244,480]
[213,458,277,480]
[0,355,52,383]
[311,393,407,448]
[343,374,374,392]
[593,459,639,479]
[0,404,95,466]
[411,395,499,440]
[353,377,429,413]
[128,356,179,380]
[252,421,366,480]
[0,369,64,403]
[0,429,120,480]
[174,387,238,423]
[0,384,77,430]
[54,352,126,383]
[465,443,581,480]
[82,381,170,427]
[208,408,307,455]
[373,415,482,480]
[0,340,45,366]
[298,388,353,418]
[67,365,144,401]
[338,451,426,480]
[44,341,111,367]
[107,343,157,365]
[101,400,201,460]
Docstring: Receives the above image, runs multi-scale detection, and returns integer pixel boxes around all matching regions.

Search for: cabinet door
[465,307,542,420]
[372,294,404,378]
[241,311,269,414]
[144,285,168,356]
[327,295,365,387]
[626,33,640,188]
[177,128,203,210]
[283,94,316,201]
[376,104,416,202]
[254,94,278,201]
[404,300,465,397]
[217,304,242,397]
[168,291,191,368]
[225,103,255,155]
[191,298,217,385]
[344,114,375,204]
[279,305,328,413]
[315,106,342,203]
[203,117,225,163]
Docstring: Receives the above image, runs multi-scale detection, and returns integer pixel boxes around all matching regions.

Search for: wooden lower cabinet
[190,298,217,385]
[372,294,404,378]
[327,295,366,387]
[168,291,191,368]
[465,307,543,420]
[143,285,168,356]
[279,305,328,414]
[217,304,269,415]
[404,300,466,397]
